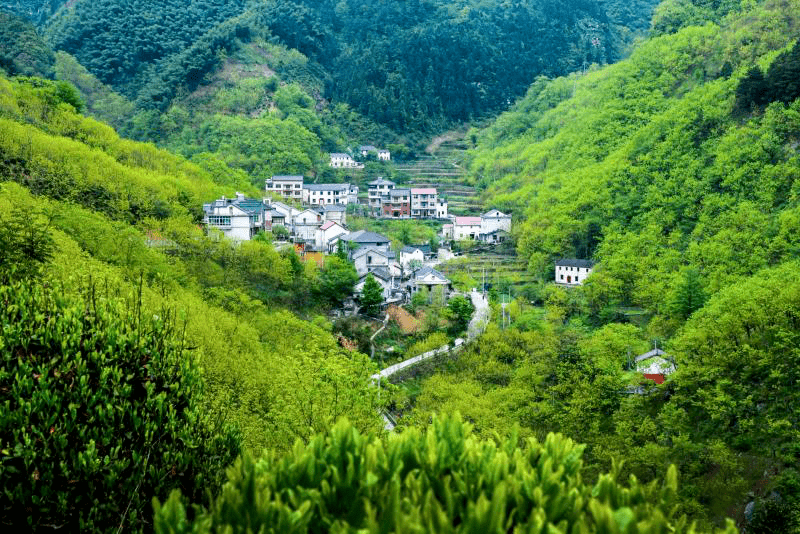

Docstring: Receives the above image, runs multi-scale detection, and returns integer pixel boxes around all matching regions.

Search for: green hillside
[0,74,383,457]
[469,0,800,316]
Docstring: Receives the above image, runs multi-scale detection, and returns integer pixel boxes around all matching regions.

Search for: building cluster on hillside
[202,191,453,308]
[367,178,448,219]
[328,145,390,169]
[441,209,512,244]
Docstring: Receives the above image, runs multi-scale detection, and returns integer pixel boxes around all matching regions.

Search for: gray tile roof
[368,178,395,186]
[634,348,671,363]
[556,259,595,268]
[414,266,448,282]
[269,175,304,181]
[343,230,390,244]
[305,183,349,192]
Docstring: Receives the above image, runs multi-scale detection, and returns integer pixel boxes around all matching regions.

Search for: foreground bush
[0,279,240,532]
[154,415,736,533]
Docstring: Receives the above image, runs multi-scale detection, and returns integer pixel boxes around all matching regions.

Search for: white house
[303,183,352,205]
[359,145,391,161]
[555,259,594,286]
[436,198,448,219]
[355,267,394,300]
[410,266,452,298]
[330,153,363,169]
[399,246,426,269]
[315,220,349,253]
[265,175,303,201]
[203,193,268,241]
[635,348,676,384]
[481,209,511,234]
[347,184,359,204]
[453,217,483,240]
[323,203,347,226]
[342,230,391,251]
[293,208,324,242]
[352,246,393,276]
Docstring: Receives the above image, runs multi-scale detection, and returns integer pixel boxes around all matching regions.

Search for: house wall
[354,252,389,276]
[636,357,676,376]
[454,224,481,240]
[400,249,424,268]
[481,214,511,234]
[555,265,593,285]
[382,203,410,218]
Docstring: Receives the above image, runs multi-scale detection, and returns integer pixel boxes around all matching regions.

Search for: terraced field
[394,136,481,215]
[437,251,538,294]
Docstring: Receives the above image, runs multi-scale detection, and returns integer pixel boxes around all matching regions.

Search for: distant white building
[480,209,511,234]
[330,153,363,169]
[265,175,303,201]
[399,245,429,269]
[436,198,448,219]
[355,267,394,300]
[303,183,352,205]
[635,348,676,384]
[410,188,439,219]
[315,220,349,253]
[322,203,347,226]
[203,193,269,241]
[359,145,391,161]
[453,217,483,240]
[352,246,394,276]
[555,259,594,286]
[293,208,324,242]
[347,184,359,204]
[409,266,452,298]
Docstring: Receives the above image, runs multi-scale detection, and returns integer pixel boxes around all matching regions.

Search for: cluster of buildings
[265,175,358,205]
[202,192,453,306]
[367,178,448,219]
[441,209,512,244]
[329,146,391,169]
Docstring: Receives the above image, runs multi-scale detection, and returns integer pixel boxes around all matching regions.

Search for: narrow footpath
[374,290,490,430]
[468,289,490,340]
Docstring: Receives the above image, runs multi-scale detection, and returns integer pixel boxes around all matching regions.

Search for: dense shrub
[154,414,735,533]
[0,279,240,532]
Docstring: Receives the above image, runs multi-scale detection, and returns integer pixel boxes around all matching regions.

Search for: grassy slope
[0,75,383,452]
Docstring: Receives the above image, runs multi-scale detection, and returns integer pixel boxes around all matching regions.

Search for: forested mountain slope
[470,0,800,317]
[17,0,660,136]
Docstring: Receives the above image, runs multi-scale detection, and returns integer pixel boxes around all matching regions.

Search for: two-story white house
[293,208,324,242]
[322,203,347,226]
[453,217,483,240]
[481,209,511,234]
[359,145,391,161]
[399,245,432,269]
[330,153,364,169]
[265,175,303,201]
[436,198,448,219]
[303,183,352,205]
[555,259,594,286]
[203,193,269,241]
[352,246,395,276]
